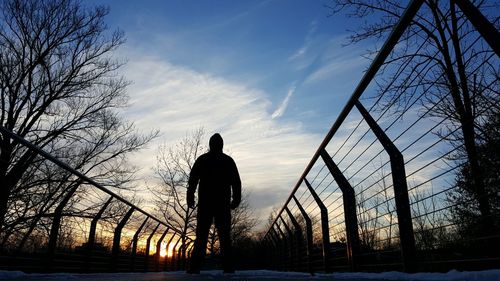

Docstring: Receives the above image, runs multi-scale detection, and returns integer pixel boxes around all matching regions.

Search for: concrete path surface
[3,269,500,281]
[0,270,372,281]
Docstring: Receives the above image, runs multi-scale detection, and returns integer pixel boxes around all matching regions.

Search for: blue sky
[88,0,374,228]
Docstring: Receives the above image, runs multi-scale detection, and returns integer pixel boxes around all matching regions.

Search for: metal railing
[0,126,193,272]
[262,0,499,274]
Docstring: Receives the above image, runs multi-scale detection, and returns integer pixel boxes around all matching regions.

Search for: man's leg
[215,210,233,273]
[188,211,212,273]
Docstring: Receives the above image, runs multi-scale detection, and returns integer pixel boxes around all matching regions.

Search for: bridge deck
[3,269,500,280]
[0,270,381,281]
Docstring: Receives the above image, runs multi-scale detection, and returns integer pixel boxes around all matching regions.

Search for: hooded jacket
[187,134,241,210]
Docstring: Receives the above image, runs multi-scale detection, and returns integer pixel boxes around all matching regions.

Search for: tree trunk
[449,2,491,222]
[428,0,491,221]
[461,117,491,218]
[0,158,12,233]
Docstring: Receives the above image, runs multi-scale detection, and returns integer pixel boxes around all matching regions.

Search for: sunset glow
[160,244,167,257]
[158,243,176,257]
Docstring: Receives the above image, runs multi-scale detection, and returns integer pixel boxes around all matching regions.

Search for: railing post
[176,239,184,270]
[155,228,169,271]
[112,206,135,270]
[261,236,271,269]
[320,149,360,271]
[184,241,192,270]
[304,178,331,273]
[270,226,284,270]
[86,196,113,271]
[293,195,314,274]
[355,101,416,272]
[284,206,303,272]
[266,232,278,270]
[454,0,500,56]
[181,241,191,270]
[131,218,149,271]
[171,236,181,270]
[164,234,176,271]
[88,197,114,250]
[145,223,160,272]
[47,181,81,270]
[279,216,294,270]
[186,242,194,269]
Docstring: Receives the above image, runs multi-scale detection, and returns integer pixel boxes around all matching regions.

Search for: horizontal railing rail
[0,125,193,272]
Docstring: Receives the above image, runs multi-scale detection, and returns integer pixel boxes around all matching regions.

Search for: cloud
[288,20,318,61]
[121,53,322,229]
[304,55,366,85]
[271,84,296,119]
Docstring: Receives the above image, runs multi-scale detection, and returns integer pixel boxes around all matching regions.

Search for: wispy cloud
[271,84,296,119]
[288,20,318,61]
[304,56,366,84]
[121,53,322,228]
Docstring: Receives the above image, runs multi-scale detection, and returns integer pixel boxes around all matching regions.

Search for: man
[187,133,241,274]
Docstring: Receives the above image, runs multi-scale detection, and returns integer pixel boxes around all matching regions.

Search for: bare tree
[447,110,500,238]
[328,0,499,225]
[0,0,155,240]
[356,189,380,250]
[151,128,205,255]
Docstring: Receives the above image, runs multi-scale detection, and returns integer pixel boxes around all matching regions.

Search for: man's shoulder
[195,153,210,164]
[199,152,236,164]
[221,153,237,166]
[221,153,234,160]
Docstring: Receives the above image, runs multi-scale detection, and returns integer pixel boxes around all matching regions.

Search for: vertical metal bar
[112,207,135,256]
[293,195,313,274]
[86,196,113,271]
[181,241,191,270]
[47,182,81,268]
[176,239,184,270]
[270,226,283,270]
[145,223,161,271]
[184,241,194,271]
[284,207,302,234]
[454,0,500,56]
[259,232,276,269]
[355,101,416,272]
[279,216,294,270]
[267,233,275,268]
[320,149,360,271]
[88,197,114,250]
[284,206,303,271]
[164,234,176,271]
[304,178,331,273]
[155,228,169,271]
[131,217,149,271]
[187,243,194,261]
[183,240,191,270]
[111,206,135,270]
[171,236,181,270]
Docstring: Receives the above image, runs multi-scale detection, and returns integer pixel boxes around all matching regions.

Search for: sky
[86,0,374,229]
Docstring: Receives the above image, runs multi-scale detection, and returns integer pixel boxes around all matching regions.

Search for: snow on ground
[0,269,499,280]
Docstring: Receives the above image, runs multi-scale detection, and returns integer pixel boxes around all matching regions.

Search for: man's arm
[187,159,200,208]
[230,159,241,209]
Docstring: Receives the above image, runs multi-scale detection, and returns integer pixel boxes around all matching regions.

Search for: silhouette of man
[187,133,241,274]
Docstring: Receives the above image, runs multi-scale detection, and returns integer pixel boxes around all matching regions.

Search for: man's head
[209,133,223,152]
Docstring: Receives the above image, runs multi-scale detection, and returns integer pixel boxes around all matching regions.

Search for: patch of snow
[0,271,25,279]
[324,269,500,281]
[1,269,499,280]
